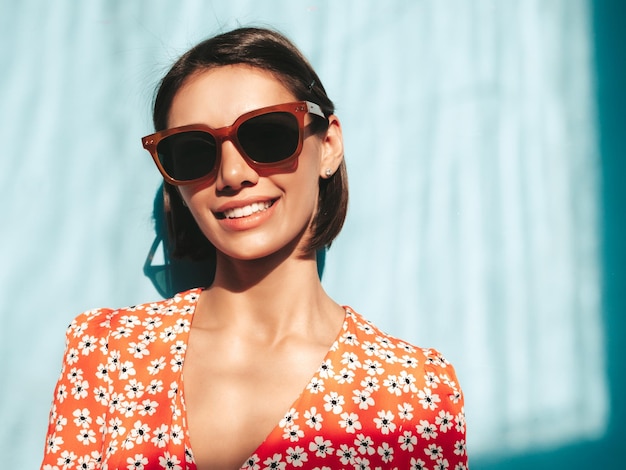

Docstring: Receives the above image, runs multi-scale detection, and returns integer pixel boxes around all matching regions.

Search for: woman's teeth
[223,201,273,219]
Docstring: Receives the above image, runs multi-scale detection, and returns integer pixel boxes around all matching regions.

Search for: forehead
[168,65,296,128]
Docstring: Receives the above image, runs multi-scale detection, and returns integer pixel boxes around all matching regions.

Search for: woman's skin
[170,64,346,470]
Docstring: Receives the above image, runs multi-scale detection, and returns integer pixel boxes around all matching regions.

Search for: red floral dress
[41,289,468,469]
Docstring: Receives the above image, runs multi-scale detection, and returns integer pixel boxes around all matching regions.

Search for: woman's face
[169,65,341,261]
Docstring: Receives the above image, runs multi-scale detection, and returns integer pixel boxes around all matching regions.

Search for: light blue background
[1,0,623,468]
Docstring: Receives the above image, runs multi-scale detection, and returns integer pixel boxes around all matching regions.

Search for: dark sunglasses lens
[157,131,217,181]
[238,112,299,163]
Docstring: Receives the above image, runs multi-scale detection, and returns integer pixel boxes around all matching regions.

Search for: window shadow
[476,0,624,467]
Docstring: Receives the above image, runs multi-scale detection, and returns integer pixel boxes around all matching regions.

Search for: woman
[41,27,467,470]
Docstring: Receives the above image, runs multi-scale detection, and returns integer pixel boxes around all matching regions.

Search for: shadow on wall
[477,0,624,468]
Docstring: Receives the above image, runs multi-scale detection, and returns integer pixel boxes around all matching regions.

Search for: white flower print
[286,446,308,467]
[308,436,334,458]
[352,389,375,410]
[139,330,157,344]
[158,451,181,470]
[336,444,357,465]
[353,456,371,470]
[173,318,190,333]
[339,412,362,433]
[56,449,76,469]
[142,316,162,330]
[55,415,67,432]
[241,454,260,470]
[113,326,132,340]
[373,410,396,434]
[399,354,419,369]
[336,367,355,384]
[279,408,299,428]
[151,424,170,448]
[282,424,304,442]
[169,340,186,355]
[262,453,285,469]
[425,443,443,460]
[417,419,438,440]
[170,355,184,373]
[126,454,148,470]
[72,408,92,428]
[417,387,441,410]
[362,341,380,356]
[424,371,441,388]
[120,400,137,418]
[107,392,122,414]
[108,417,126,439]
[127,341,149,359]
[340,332,358,345]
[454,439,466,456]
[70,380,89,400]
[318,359,334,379]
[159,326,177,343]
[398,430,417,451]
[398,370,418,393]
[360,376,380,392]
[66,348,80,366]
[147,379,164,395]
[434,458,450,470]
[383,374,402,396]
[46,435,63,453]
[170,424,183,445]
[67,367,83,384]
[148,357,166,375]
[93,386,108,405]
[363,359,384,376]
[76,428,96,445]
[304,407,323,430]
[455,411,466,433]
[118,361,136,380]
[138,398,158,416]
[410,457,428,470]
[130,420,150,445]
[78,335,98,355]
[120,315,141,327]
[398,402,414,420]
[124,379,145,399]
[306,377,325,394]
[56,384,67,403]
[377,442,394,463]
[340,351,361,370]
[354,433,376,455]
[323,392,344,414]
[436,410,454,432]
[76,454,96,470]
[107,350,121,371]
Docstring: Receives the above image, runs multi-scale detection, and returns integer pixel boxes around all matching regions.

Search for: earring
[325,168,333,178]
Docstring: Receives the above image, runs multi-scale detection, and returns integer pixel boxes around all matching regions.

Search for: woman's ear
[319,115,344,178]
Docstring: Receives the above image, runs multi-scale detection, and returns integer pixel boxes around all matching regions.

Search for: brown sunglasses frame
[141,100,327,186]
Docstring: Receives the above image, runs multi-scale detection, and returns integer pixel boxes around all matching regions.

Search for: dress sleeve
[414,349,469,469]
[40,309,113,470]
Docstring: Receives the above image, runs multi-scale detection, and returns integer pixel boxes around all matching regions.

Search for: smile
[220,200,275,219]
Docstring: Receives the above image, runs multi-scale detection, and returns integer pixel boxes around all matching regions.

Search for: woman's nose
[215,140,259,192]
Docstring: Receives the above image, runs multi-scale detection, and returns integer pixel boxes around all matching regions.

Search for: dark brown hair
[152,27,348,259]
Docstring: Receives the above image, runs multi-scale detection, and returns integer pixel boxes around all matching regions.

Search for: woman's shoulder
[342,306,460,377]
[64,288,203,343]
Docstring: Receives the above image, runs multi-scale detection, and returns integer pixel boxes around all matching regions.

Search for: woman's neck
[194,250,341,343]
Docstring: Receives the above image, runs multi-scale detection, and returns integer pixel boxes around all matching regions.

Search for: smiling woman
[40,27,468,470]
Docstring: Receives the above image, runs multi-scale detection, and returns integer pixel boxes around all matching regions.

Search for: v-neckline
[177,288,350,469]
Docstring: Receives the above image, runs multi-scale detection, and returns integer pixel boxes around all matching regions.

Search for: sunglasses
[142,101,327,186]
